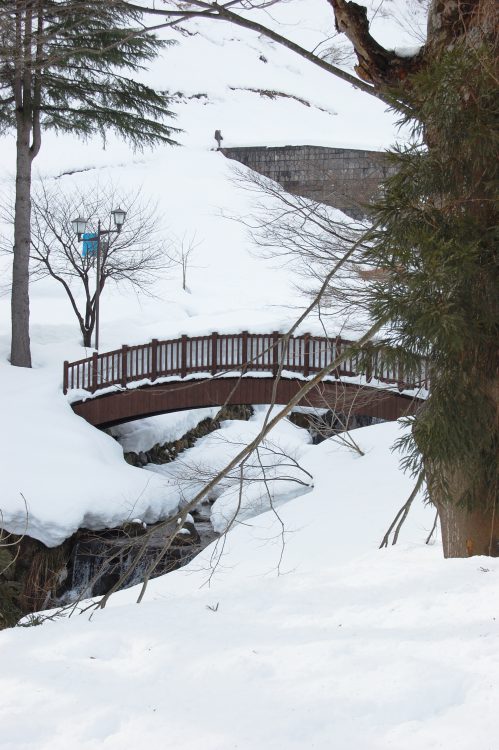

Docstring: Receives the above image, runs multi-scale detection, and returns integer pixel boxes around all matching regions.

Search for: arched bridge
[64,331,428,428]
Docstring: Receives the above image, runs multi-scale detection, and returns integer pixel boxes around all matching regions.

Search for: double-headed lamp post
[72,208,127,351]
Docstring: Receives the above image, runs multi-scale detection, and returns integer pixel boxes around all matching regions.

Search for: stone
[222,144,394,220]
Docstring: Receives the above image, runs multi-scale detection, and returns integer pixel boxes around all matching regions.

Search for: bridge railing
[63,331,430,395]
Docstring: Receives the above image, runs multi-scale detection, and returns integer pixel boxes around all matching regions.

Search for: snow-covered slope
[0,0,425,544]
[1,423,498,750]
[1,4,498,747]
[0,147,353,546]
[0,1,426,544]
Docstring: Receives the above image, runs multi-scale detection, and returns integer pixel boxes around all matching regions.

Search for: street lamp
[71,216,88,241]
[72,208,127,351]
[111,207,127,231]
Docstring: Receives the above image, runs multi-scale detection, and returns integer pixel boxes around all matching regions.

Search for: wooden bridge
[64,331,428,428]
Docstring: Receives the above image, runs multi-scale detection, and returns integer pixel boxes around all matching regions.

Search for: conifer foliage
[364,41,498,556]
[0,0,178,367]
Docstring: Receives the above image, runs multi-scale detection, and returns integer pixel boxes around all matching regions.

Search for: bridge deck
[65,332,427,428]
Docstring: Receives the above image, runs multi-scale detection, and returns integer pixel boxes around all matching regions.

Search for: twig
[425,510,438,545]
[379,472,424,548]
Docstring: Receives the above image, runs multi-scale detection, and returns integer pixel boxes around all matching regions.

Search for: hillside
[1,2,498,747]
[0,0,427,545]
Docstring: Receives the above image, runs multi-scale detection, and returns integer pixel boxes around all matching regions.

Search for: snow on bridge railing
[63,332,429,395]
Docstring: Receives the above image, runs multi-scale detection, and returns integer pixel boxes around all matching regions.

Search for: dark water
[60,507,217,603]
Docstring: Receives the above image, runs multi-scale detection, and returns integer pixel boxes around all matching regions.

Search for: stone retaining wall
[222,145,395,219]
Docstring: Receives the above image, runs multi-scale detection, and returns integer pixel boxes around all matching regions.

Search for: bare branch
[379,472,424,548]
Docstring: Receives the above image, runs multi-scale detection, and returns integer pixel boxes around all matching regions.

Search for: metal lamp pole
[95,219,102,351]
[73,209,126,352]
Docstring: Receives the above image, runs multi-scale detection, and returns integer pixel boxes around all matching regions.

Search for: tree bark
[327,0,424,85]
[10,0,37,368]
[434,378,499,557]
[438,501,499,558]
[328,0,498,557]
[82,329,92,348]
[328,0,497,87]
[426,0,498,52]
[11,118,33,368]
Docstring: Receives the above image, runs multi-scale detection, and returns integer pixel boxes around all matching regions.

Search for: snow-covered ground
[1,3,498,746]
[0,0,427,545]
[0,146,364,546]
[1,422,498,750]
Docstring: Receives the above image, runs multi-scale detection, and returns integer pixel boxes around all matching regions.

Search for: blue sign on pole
[82,232,98,258]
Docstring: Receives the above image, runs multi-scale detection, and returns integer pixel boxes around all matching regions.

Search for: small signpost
[82,232,98,258]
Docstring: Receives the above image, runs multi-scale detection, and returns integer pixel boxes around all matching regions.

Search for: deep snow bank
[0,360,179,547]
[1,421,497,750]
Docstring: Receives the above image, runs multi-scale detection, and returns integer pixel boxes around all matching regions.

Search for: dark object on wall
[214,129,223,149]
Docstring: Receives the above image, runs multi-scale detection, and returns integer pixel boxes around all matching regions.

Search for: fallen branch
[379,472,424,548]
[425,510,438,545]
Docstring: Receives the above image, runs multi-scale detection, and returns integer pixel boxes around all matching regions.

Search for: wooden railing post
[334,337,341,379]
[272,331,279,377]
[63,330,422,400]
[91,352,99,393]
[366,347,373,383]
[121,345,129,387]
[303,334,310,377]
[181,335,187,378]
[63,361,69,394]
[241,331,248,371]
[151,339,158,381]
[211,332,218,375]
[397,363,405,392]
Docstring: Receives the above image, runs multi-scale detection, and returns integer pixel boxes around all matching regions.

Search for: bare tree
[2,182,170,348]
[164,231,202,292]
[230,167,374,332]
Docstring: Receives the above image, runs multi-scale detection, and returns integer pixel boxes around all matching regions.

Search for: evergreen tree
[364,41,498,556]
[0,0,178,367]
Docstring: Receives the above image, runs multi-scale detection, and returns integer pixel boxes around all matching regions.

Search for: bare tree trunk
[438,500,499,558]
[10,118,32,368]
[10,0,40,368]
[430,382,499,558]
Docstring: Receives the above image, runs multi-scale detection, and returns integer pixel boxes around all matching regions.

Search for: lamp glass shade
[71,216,88,235]
[111,207,126,228]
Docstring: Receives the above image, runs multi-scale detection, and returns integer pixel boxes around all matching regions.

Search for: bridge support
[71,377,421,429]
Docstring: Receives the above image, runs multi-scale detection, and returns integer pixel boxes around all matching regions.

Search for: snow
[143,405,314,533]
[109,407,220,454]
[0,358,181,546]
[0,131,421,545]
[1,422,498,750]
[1,2,498,746]
[0,145,358,546]
[394,44,424,57]
[0,143,313,546]
[67,368,428,404]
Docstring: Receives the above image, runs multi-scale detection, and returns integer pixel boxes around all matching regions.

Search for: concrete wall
[222,145,395,219]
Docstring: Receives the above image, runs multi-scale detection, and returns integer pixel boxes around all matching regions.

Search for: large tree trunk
[328,0,498,557]
[438,501,499,558]
[436,378,499,557]
[11,118,32,368]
